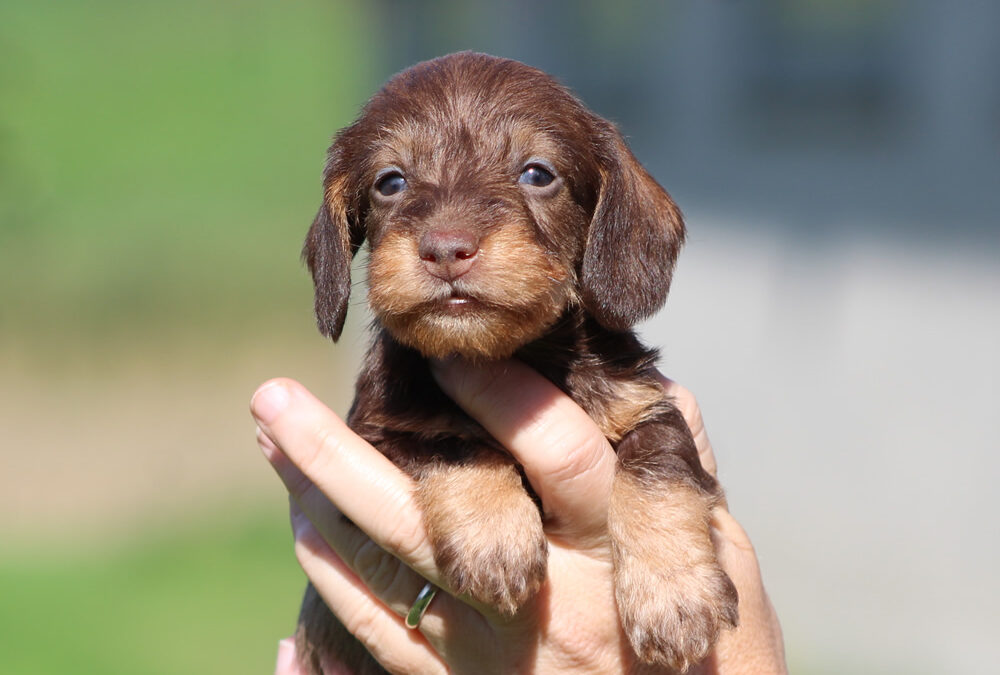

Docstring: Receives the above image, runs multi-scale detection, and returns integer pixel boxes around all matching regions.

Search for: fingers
[431,358,617,540]
[253,380,491,657]
[291,509,448,675]
[288,499,496,667]
[707,510,788,675]
[658,375,719,480]
[251,378,439,583]
[431,360,715,539]
[274,637,306,675]
[656,377,783,673]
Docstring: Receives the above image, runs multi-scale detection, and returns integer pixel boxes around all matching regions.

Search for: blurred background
[1,1,997,673]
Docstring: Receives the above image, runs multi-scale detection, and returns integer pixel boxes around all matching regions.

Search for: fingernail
[251,381,290,424]
[274,637,302,675]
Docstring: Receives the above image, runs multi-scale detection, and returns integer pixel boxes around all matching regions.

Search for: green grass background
[0,0,372,348]
[0,510,304,674]
[1,1,375,672]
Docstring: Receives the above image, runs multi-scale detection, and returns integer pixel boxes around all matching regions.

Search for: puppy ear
[581,123,685,331]
[302,171,363,341]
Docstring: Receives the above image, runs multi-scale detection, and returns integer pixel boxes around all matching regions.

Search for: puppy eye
[374,170,407,197]
[519,163,556,188]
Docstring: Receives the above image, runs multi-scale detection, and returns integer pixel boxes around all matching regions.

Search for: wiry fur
[297,52,737,673]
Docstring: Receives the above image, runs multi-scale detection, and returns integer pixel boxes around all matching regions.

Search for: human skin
[251,359,787,674]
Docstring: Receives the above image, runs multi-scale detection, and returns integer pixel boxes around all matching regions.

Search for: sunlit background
[2,1,997,673]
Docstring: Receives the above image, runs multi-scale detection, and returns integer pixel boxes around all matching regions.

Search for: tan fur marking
[475,222,574,306]
[591,378,665,444]
[366,230,436,314]
[609,474,738,671]
[325,173,353,257]
[368,220,575,360]
[416,454,547,615]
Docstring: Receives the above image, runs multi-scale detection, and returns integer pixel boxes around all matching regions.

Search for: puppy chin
[378,304,559,361]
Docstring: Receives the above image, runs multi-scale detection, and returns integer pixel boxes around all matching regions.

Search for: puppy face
[305,52,685,359]
[361,95,590,359]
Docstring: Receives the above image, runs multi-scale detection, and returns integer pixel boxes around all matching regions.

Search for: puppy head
[304,52,684,359]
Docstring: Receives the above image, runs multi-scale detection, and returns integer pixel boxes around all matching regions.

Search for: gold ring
[405,582,438,629]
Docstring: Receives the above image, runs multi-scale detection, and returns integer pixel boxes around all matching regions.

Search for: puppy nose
[418,229,480,280]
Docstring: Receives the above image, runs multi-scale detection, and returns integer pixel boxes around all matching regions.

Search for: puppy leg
[609,409,738,672]
[296,581,389,675]
[415,451,547,616]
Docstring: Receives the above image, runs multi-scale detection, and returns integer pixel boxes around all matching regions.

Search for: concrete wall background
[374,1,1000,671]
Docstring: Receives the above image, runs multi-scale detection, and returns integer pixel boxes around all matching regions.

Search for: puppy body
[299,53,737,673]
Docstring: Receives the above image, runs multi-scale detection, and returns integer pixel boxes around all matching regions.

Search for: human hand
[251,361,786,674]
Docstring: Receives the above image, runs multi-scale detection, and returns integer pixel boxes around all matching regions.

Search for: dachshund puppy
[298,52,737,673]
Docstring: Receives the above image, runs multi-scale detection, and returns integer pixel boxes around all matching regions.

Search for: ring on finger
[405,582,438,629]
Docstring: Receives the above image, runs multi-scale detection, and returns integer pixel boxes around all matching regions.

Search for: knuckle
[670,383,705,436]
[285,464,318,501]
[548,431,612,486]
[378,499,428,563]
[344,604,436,675]
[713,509,756,554]
[352,537,404,597]
[672,382,699,416]
[341,601,384,651]
[299,424,341,481]
[521,400,611,484]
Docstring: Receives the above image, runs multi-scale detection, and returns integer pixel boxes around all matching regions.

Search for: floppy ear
[302,168,364,341]
[580,123,685,331]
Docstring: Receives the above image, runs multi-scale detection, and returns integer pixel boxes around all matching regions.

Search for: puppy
[298,52,737,673]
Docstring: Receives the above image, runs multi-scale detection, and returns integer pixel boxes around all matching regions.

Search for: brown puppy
[298,52,737,673]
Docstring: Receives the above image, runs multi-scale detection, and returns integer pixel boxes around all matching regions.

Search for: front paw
[417,457,548,616]
[437,525,547,616]
[616,555,738,672]
[432,498,548,616]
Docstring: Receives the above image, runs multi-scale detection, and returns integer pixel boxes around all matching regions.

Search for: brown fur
[297,52,736,673]
[415,454,547,616]
[610,476,738,672]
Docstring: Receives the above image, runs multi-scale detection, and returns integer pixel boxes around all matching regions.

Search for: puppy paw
[434,500,548,616]
[616,556,738,671]
[417,457,548,615]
